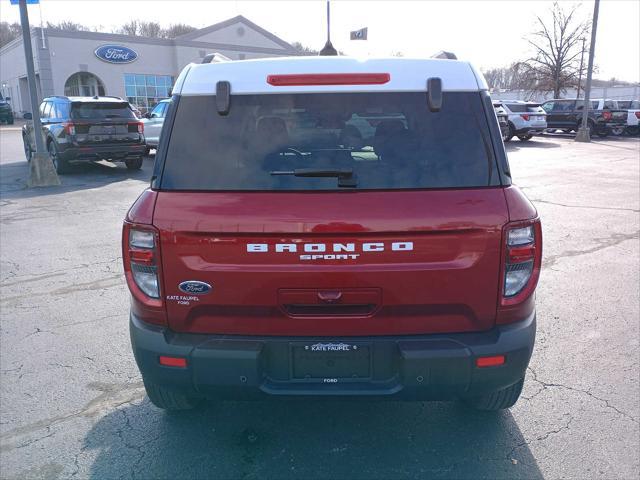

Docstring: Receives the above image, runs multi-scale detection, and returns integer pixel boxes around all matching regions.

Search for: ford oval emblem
[94,44,138,64]
[178,281,212,295]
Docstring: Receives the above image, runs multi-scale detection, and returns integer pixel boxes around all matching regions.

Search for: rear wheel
[517,134,533,141]
[626,126,639,136]
[562,128,573,133]
[596,127,609,138]
[48,141,69,174]
[462,377,524,411]
[143,377,202,411]
[125,156,144,170]
[504,123,515,142]
[610,126,625,136]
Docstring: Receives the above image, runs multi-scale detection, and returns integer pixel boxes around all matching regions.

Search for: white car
[141,99,171,154]
[617,100,639,136]
[498,101,547,142]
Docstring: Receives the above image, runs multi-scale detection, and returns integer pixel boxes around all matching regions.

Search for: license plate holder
[291,342,371,380]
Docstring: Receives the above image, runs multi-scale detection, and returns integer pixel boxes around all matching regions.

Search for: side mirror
[427,77,442,112]
[23,112,32,120]
[143,112,152,119]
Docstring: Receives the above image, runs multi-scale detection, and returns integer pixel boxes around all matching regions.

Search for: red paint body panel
[152,189,512,336]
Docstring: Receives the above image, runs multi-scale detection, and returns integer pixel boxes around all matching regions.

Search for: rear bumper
[130,311,536,400]
[515,126,546,135]
[60,144,146,162]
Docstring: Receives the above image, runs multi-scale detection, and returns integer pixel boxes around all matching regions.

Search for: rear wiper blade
[270,168,357,187]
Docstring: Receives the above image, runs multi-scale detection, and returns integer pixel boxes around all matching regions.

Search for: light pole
[576,0,600,143]
[18,0,60,186]
[576,37,586,99]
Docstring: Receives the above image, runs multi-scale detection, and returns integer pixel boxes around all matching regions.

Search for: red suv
[123,57,542,411]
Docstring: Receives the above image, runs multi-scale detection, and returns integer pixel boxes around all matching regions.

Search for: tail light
[123,222,165,322]
[128,121,144,134]
[63,122,76,135]
[603,111,612,121]
[520,114,530,121]
[500,219,542,308]
[635,112,640,119]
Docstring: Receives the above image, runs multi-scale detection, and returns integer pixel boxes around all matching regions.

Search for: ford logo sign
[94,44,138,64]
[178,281,212,295]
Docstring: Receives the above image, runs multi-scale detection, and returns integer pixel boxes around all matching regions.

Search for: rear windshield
[70,102,136,120]
[618,100,639,109]
[161,92,498,191]
[504,103,529,112]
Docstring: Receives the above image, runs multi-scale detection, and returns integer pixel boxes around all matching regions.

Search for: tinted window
[553,101,575,111]
[161,92,498,191]
[504,103,529,113]
[603,100,616,109]
[41,102,52,118]
[70,102,136,120]
[150,102,167,118]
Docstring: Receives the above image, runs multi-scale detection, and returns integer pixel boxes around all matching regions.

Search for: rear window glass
[70,102,136,120]
[504,103,529,112]
[161,92,498,191]
[618,100,639,109]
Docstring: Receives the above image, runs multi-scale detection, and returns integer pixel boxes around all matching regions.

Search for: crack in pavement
[544,230,639,269]
[531,198,640,213]
[0,381,145,450]
[525,367,639,424]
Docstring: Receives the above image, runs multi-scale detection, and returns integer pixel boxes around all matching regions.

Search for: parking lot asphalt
[0,127,638,480]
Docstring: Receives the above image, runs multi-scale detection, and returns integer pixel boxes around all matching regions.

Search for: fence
[490,85,640,102]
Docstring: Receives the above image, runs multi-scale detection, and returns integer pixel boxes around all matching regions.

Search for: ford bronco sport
[123,57,542,411]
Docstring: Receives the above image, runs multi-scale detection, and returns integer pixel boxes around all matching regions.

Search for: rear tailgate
[155,189,508,336]
[71,101,142,145]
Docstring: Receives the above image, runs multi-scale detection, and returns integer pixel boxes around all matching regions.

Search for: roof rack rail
[431,51,458,60]
[45,95,69,100]
[202,52,232,64]
[101,95,124,100]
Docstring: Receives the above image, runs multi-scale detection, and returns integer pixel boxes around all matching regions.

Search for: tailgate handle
[317,291,342,304]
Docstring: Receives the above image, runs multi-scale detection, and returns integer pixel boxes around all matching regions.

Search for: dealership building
[0,15,297,115]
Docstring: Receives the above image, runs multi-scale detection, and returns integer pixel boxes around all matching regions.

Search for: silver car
[499,101,547,142]
[142,99,171,154]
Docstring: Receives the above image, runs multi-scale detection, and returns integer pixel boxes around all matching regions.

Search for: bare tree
[117,20,140,36]
[0,22,22,47]
[45,21,92,32]
[163,23,197,38]
[138,21,163,38]
[523,2,589,98]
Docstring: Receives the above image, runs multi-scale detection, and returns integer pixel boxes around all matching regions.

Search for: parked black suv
[0,98,14,124]
[22,96,146,174]
[541,99,627,137]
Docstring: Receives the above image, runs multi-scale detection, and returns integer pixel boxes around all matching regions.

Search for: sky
[1,0,639,82]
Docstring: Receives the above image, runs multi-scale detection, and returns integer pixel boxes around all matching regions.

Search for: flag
[350,27,368,40]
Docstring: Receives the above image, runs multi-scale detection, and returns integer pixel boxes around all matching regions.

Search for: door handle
[317,291,342,304]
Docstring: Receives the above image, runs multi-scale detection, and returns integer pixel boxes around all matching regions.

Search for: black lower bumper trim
[130,312,536,400]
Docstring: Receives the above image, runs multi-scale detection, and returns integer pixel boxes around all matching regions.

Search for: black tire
[48,141,69,174]
[23,135,33,162]
[596,127,609,138]
[503,123,515,142]
[562,129,573,133]
[610,126,624,137]
[7,117,14,125]
[125,156,144,170]
[143,377,201,411]
[626,126,639,136]
[144,147,152,157]
[517,134,533,141]
[463,377,524,411]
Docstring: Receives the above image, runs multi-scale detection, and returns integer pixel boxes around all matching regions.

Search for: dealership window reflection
[124,74,173,112]
[64,72,106,97]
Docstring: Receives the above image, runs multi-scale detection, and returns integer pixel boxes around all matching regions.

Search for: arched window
[64,72,106,97]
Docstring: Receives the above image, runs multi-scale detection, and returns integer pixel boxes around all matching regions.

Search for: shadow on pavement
[0,157,154,199]
[84,398,542,480]
[504,138,560,151]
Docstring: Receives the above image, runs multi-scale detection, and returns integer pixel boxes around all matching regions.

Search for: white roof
[176,56,488,95]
